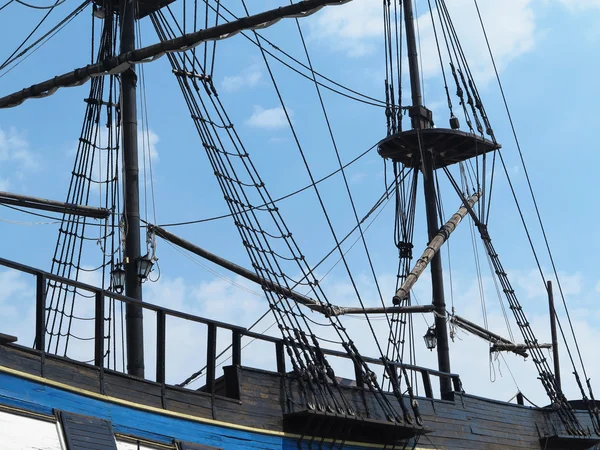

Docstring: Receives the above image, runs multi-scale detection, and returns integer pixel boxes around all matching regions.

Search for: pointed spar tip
[449,314,552,358]
[392,191,481,304]
[0,190,110,219]
[0,0,352,109]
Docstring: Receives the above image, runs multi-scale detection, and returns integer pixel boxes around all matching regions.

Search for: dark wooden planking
[3,342,600,450]
[44,358,101,392]
[103,372,164,409]
[0,344,43,375]
[0,333,17,344]
[178,441,223,450]
[58,410,118,450]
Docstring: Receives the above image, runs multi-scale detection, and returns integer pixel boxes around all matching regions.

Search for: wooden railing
[0,256,462,400]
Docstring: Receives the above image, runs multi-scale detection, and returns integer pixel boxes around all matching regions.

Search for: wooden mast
[120,0,145,377]
[402,0,453,399]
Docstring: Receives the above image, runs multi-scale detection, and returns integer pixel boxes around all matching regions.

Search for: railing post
[232,329,241,367]
[452,375,462,393]
[275,341,286,374]
[94,291,104,367]
[354,360,364,388]
[421,370,434,399]
[34,273,46,351]
[156,310,166,384]
[206,323,217,393]
[517,392,524,406]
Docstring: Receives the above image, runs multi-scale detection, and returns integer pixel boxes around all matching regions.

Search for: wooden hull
[0,343,597,450]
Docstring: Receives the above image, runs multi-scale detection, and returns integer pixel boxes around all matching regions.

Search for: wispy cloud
[350,172,368,183]
[138,128,160,162]
[0,126,37,170]
[309,0,537,82]
[558,0,600,10]
[221,64,262,93]
[246,105,290,129]
[308,0,382,57]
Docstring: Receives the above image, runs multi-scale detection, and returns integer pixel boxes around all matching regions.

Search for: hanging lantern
[92,4,105,19]
[136,253,154,281]
[111,263,126,294]
[423,326,437,351]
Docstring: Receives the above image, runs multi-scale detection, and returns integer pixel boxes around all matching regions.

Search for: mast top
[377,0,500,169]
[93,0,175,18]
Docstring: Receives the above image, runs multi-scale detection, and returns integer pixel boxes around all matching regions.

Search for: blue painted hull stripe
[0,368,413,449]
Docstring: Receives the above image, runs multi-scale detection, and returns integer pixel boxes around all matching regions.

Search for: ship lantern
[137,253,154,282]
[111,263,126,294]
[92,4,105,19]
[423,326,437,351]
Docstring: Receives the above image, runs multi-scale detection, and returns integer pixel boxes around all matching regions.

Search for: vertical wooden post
[35,273,46,351]
[517,392,524,406]
[156,310,166,384]
[232,330,241,367]
[354,360,364,389]
[206,323,217,393]
[120,0,145,379]
[452,375,462,393]
[94,291,105,367]
[547,280,561,391]
[421,371,434,399]
[275,341,286,374]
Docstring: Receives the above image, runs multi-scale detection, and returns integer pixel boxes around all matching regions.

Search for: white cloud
[221,65,262,92]
[308,0,382,56]
[558,0,600,10]
[350,172,368,183]
[0,126,37,169]
[419,0,535,81]
[310,0,536,82]
[514,269,583,300]
[246,105,290,129]
[0,127,38,190]
[138,128,159,162]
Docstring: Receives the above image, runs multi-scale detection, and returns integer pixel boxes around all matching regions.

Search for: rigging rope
[151,7,421,426]
[0,0,90,78]
[157,142,378,227]
[191,0,389,108]
[14,0,66,9]
[44,9,124,370]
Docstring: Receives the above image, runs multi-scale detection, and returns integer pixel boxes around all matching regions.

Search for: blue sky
[1,0,600,405]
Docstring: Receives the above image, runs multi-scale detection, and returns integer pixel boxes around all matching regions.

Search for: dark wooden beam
[0,0,351,109]
[0,333,17,344]
[151,225,320,308]
[153,226,435,318]
[393,191,480,304]
[0,191,110,219]
[329,304,435,316]
[120,0,145,378]
[490,343,552,352]
[450,314,530,358]
[547,280,561,391]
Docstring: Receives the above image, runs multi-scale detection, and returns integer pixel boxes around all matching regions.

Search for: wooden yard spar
[151,190,478,318]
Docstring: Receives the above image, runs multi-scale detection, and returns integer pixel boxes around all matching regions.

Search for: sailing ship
[0,0,599,448]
